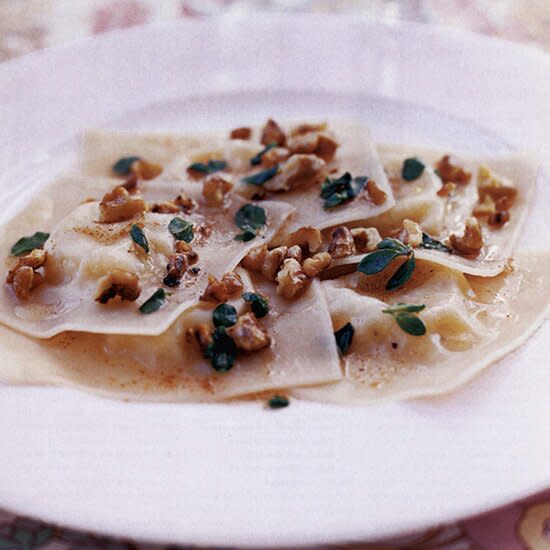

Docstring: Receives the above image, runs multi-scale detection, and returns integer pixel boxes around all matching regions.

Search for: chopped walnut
[287,132,339,163]
[437,182,456,197]
[290,122,327,137]
[449,217,484,256]
[150,193,196,214]
[6,249,48,301]
[121,174,139,194]
[130,159,163,180]
[364,180,387,205]
[286,245,303,263]
[261,118,286,146]
[488,211,510,227]
[435,155,471,185]
[473,195,496,217]
[399,219,423,248]
[351,227,381,252]
[477,165,517,210]
[283,226,322,253]
[241,244,268,272]
[302,252,332,278]
[261,147,290,168]
[202,175,233,206]
[186,323,212,353]
[261,246,288,280]
[276,258,310,299]
[230,127,252,140]
[174,240,199,264]
[94,269,141,304]
[228,312,271,352]
[163,254,189,287]
[99,186,146,223]
[200,272,243,302]
[328,226,356,258]
[264,154,326,192]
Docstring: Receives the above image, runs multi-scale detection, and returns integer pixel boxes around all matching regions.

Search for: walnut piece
[488,211,510,227]
[150,193,196,214]
[6,249,47,301]
[261,118,286,146]
[163,254,189,287]
[449,217,484,256]
[121,174,139,194]
[94,269,141,304]
[261,246,288,280]
[285,245,303,263]
[437,182,456,197]
[283,226,322,254]
[351,227,381,252]
[473,195,496,217]
[276,258,309,299]
[174,240,198,263]
[131,159,163,180]
[328,226,356,258]
[241,244,268,272]
[99,186,146,223]
[228,312,271,352]
[202,175,233,206]
[477,165,517,210]
[264,154,326,192]
[200,272,243,302]
[399,219,423,248]
[436,155,471,185]
[364,180,388,205]
[302,252,332,278]
[287,132,339,163]
[186,323,212,353]
[261,147,290,168]
[290,122,327,137]
[230,127,252,140]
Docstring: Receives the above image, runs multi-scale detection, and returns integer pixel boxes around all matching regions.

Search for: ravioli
[0,274,341,401]
[81,121,395,238]
[294,251,550,404]
[0,175,293,337]
[365,146,537,276]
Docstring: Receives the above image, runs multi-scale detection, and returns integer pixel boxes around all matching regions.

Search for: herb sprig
[382,303,426,336]
[267,395,289,409]
[139,288,166,314]
[241,164,279,186]
[402,157,425,181]
[212,303,238,327]
[320,172,368,210]
[11,231,49,256]
[112,156,140,175]
[205,326,237,372]
[334,322,354,355]
[130,224,149,253]
[242,292,269,318]
[250,143,277,166]
[357,238,416,291]
[419,232,451,253]
[188,159,227,175]
[168,217,194,243]
[234,204,266,241]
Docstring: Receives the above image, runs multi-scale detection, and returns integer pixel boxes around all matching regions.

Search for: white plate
[1,15,550,548]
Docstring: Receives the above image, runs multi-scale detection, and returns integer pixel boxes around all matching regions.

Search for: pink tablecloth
[1,1,550,548]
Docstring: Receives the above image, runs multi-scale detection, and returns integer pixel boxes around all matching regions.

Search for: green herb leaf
[357,249,401,275]
[320,173,367,210]
[139,288,166,314]
[212,303,238,327]
[385,254,416,291]
[241,164,279,185]
[112,156,141,175]
[268,395,289,409]
[382,302,426,314]
[377,238,410,254]
[242,292,269,318]
[334,322,354,355]
[402,157,425,181]
[394,312,426,336]
[11,231,49,256]
[130,224,149,253]
[168,217,194,242]
[188,159,227,174]
[234,204,267,233]
[234,230,257,242]
[420,232,451,253]
[250,143,277,166]
[205,326,237,372]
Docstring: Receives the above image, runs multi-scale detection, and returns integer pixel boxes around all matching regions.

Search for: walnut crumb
[150,193,196,215]
[283,226,322,253]
[241,244,268,272]
[328,226,356,258]
[261,246,288,280]
[228,312,271,352]
[99,186,146,223]
[202,175,233,206]
[276,258,309,299]
[261,118,286,146]
[230,127,252,140]
[6,249,48,301]
[264,154,326,192]
[200,272,243,302]
[351,227,381,252]
[365,180,387,205]
[302,252,332,278]
[399,219,423,248]
[449,217,484,256]
[436,155,471,185]
[94,269,141,304]
[130,159,163,180]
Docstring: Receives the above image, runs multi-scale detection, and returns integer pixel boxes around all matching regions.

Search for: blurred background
[0,0,550,62]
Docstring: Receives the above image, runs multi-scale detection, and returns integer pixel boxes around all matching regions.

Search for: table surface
[1,1,550,549]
